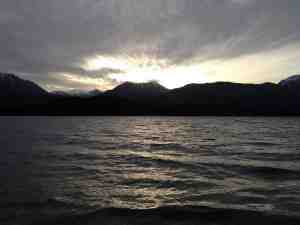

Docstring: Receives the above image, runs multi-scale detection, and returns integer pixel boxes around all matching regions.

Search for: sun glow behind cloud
[70,42,300,91]
[1,1,300,91]
[83,55,209,89]
[58,73,117,90]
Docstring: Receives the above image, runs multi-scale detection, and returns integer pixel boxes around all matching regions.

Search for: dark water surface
[0,117,300,224]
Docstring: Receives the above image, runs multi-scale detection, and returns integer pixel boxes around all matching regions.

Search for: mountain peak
[107,81,168,99]
[0,72,48,98]
[118,81,166,89]
[279,75,300,89]
[0,72,20,80]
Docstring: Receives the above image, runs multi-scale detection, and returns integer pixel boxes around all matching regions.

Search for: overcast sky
[1,0,300,90]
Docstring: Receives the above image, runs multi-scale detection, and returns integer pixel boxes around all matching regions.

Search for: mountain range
[0,72,300,116]
[51,89,103,98]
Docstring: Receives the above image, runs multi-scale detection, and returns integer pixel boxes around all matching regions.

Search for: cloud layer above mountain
[1,0,300,90]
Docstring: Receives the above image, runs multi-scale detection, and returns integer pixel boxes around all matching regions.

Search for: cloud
[0,0,299,89]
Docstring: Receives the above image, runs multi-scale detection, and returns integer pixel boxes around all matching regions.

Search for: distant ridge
[51,89,103,98]
[0,73,300,116]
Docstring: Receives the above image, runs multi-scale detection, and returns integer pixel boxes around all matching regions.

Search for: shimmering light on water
[0,117,300,223]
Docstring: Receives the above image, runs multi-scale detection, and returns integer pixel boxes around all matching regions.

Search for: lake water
[0,117,300,224]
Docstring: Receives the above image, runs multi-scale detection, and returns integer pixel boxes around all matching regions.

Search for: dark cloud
[0,0,299,89]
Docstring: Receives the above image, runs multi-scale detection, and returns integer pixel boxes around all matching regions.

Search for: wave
[0,198,92,225]
[64,152,102,161]
[231,165,300,179]
[149,143,189,150]
[33,205,300,225]
[0,198,80,209]
[122,152,300,177]
[242,152,300,162]
[122,178,214,190]
[243,141,282,147]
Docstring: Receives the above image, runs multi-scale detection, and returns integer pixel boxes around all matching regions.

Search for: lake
[0,116,300,224]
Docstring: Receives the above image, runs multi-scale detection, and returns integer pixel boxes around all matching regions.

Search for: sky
[1,0,300,91]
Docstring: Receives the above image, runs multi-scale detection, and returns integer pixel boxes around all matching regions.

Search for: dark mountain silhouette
[0,73,48,98]
[0,73,49,112]
[0,73,300,116]
[106,81,168,100]
[51,89,103,98]
[51,90,72,97]
[158,81,299,115]
[279,75,300,90]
